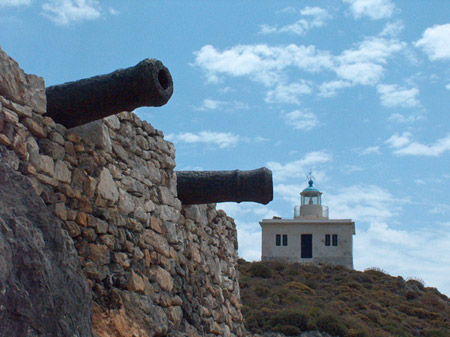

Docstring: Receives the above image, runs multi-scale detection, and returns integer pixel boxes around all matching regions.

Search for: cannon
[176,168,273,205]
[45,60,273,205]
[45,58,173,128]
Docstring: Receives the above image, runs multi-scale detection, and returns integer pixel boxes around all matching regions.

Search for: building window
[276,234,281,246]
[332,234,338,246]
[325,234,330,246]
[283,234,288,246]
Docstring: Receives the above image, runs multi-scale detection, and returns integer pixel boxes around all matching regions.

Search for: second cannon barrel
[176,168,273,205]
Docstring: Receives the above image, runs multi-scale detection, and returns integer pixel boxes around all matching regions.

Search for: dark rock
[38,138,65,160]
[0,163,92,337]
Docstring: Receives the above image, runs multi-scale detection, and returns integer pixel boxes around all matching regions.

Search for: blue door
[301,234,312,258]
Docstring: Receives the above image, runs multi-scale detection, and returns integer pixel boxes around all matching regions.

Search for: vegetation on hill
[238,260,450,337]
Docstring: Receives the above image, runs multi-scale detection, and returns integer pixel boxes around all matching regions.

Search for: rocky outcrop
[0,162,92,337]
[0,45,245,336]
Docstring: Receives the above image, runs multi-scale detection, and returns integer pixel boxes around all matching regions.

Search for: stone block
[9,101,33,118]
[113,252,130,269]
[63,220,81,238]
[112,140,129,163]
[0,133,11,146]
[54,160,71,184]
[50,131,65,145]
[2,107,19,124]
[75,212,88,227]
[118,188,135,214]
[127,270,145,293]
[149,266,173,292]
[22,117,47,138]
[97,168,119,202]
[88,243,110,265]
[53,202,67,221]
[104,115,120,130]
[38,154,54,176]
[0,47,46,112]
[38,139,65,160]
[138,229,170,258]
[71,120,112,152]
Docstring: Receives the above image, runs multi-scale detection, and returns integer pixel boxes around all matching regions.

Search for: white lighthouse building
[260,176,355,269]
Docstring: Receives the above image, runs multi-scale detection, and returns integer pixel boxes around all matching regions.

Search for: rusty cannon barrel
[176,167,273,205]
[45,59,173,128]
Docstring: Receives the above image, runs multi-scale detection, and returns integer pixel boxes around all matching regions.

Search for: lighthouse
[260,174,355,268]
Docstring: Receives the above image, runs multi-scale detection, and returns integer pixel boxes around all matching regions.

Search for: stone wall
[0,46,244,336]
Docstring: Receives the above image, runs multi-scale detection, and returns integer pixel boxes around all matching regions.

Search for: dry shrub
[316,314,349,337]
[248,263,272,278]
[285,281,316,295]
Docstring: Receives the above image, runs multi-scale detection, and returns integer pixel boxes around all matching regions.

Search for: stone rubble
[0,45,245,336]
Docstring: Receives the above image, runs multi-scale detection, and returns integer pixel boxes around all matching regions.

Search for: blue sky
[1,0,450,296]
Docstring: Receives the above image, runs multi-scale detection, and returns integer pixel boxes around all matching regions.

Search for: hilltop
[238,260,450,337]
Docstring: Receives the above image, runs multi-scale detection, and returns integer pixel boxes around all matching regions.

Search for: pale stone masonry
[260,178,355,269]
[0,45,244,336]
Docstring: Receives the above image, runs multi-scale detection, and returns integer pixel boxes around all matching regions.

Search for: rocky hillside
[238,260,450,337]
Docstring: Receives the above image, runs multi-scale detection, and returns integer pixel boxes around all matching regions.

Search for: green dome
[301,179,321,194]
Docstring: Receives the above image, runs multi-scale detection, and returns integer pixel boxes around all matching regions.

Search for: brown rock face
[0,46,46,113]
[0,163,92,337]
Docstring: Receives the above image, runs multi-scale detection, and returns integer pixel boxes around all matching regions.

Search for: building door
[301,234,312,258]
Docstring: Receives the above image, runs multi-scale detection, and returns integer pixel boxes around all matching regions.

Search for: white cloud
[446,83,450,90]
[237,227,262,261]
[388,113,423,123]
[193,44,333,86]
[194,98,248,111]
[194,37,403,102]
[274,183,303,205]
[335,62,384,85]
[276,6,297,15]
[218,203,280,261]
[360,146,381,155]
[219,202,280,222]
[377,84,420,108]
[42,0,101,25]
[386,132,450,157]
[430,204,450,215]
[326,184,406,222]
[335,37,405,85]
[325,182,449,295]
[385,131,412,148]
[267,151,332,182]
[343,165,364,173]
[166,131,240,149]
[380,20,404,37]
[415,24,450,61]
[265,81,312,105]
[338,37,405,64]
[0,0,32,6]
[355,224,450,296]
[195,98,226,111]
[282,110,318,131]
[259,24,277,34]
[343,0,395,20]
[108,7,119,15]
[318,80,352,97]
[260,6,330,36]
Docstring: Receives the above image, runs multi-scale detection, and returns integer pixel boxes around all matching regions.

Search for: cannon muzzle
[45,59,173,128]
[176,167,273,205]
